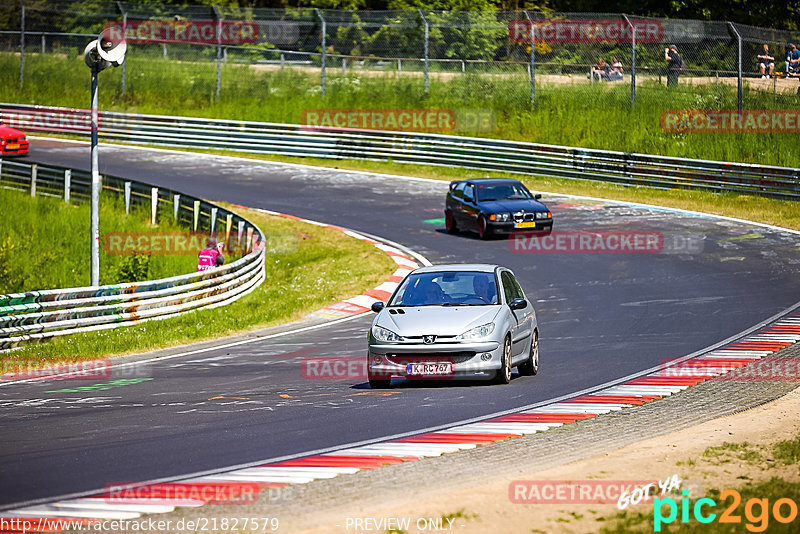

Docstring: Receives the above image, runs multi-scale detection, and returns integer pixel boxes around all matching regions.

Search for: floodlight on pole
[84,26,126,287]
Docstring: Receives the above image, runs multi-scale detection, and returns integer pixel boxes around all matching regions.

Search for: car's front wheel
[518,330,539,376]
[493,336,512,384]
[478,215,492,240]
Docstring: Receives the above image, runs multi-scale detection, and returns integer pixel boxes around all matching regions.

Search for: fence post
[237,220,245,247]
[124,181,131,213]
[523,11,535,107]
[19,0,24,88]
[210,207,218,235]
[40,33,44,54]
[342,57,346,76]
[30,163,36,197]
[418,9,429,92]
[728,22,743,113]
[173,194,181,221]
[64,169,71,203]
[193,200,200,231]
[116,1,126,93]
[623,14,636,108]
[151,187,158,225]
[225,214,232,246]
[162,43,167,58]
[316,9,326,96]
[213,5,222,100]
[280,53,284,69]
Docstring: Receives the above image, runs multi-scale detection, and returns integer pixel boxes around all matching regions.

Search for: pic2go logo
[654,489,799,532]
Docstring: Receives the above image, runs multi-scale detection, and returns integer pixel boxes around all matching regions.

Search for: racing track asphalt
[1,139,798,507]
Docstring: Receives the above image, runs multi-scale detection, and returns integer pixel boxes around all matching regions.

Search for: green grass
[4,52,800,167]
[0,187,194,292]
[1,203,397,369]
[701,442,764,465]
[774,434,800,465]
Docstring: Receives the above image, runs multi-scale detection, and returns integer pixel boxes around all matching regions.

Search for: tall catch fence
[1,2,799,107]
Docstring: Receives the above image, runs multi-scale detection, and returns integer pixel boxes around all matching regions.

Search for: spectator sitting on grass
[787,44,800,77]
[608,56,624,81]
[757,44,775,78]
[589,58,609,81]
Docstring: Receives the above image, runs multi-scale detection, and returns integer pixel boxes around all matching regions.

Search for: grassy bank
[2,202,397,368]
[3,53,800,166]
[0,187,195,292]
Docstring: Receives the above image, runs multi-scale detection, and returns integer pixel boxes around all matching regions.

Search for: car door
[448,182,467,224]
[461,183,480,229]
[501,270,533,358]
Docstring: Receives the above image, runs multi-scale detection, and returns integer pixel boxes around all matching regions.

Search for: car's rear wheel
[445,210,458,234]
[518,330,539,376]
[478,215,492,240]
[493,337,512,384]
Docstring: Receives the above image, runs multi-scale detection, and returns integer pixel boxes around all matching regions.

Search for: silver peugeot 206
[367,264,538,388]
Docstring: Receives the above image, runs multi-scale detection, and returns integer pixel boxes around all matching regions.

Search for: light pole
[84,27,126,286]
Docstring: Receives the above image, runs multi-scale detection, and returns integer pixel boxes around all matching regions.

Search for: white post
[210,207,218,235]
[237,220,245,246]
[173,194,181,221]
[64,169,71,202]
[193,200,200,231]
[90,63,100,286]
[151,187,158,225]
[124,181,131,213]
[30,163,36,197]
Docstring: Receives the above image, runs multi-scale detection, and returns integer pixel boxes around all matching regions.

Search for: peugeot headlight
[455,322,495,341]
[372,325,404,342]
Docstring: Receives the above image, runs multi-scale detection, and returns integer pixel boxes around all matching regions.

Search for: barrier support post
[151,187,158,225]
[173,194,181,221]
[64,169,71,202]
[30,163,36,197]
[124,181,131,214]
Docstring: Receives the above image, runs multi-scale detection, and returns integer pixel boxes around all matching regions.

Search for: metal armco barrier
[0,157,266,351]
[2,103,798,201]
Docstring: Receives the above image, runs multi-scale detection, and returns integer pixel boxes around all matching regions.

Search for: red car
[0,120,29,156]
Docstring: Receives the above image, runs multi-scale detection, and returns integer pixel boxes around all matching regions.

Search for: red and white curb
[3,313,798,532]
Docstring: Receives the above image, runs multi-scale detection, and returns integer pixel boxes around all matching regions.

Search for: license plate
[6,143,19,150]
[514,221,536,229]
[407,362,453,375]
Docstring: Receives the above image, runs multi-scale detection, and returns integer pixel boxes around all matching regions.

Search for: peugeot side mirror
[509,298,527,310]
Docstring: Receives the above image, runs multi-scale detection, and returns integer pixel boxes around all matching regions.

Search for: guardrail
[0,157,265,351]
[2,103,798,201]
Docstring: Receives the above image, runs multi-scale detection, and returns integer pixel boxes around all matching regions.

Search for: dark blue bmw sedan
[445,178,553,239]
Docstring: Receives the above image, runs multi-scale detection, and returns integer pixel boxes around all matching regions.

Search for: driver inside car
[472,275,497,303]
